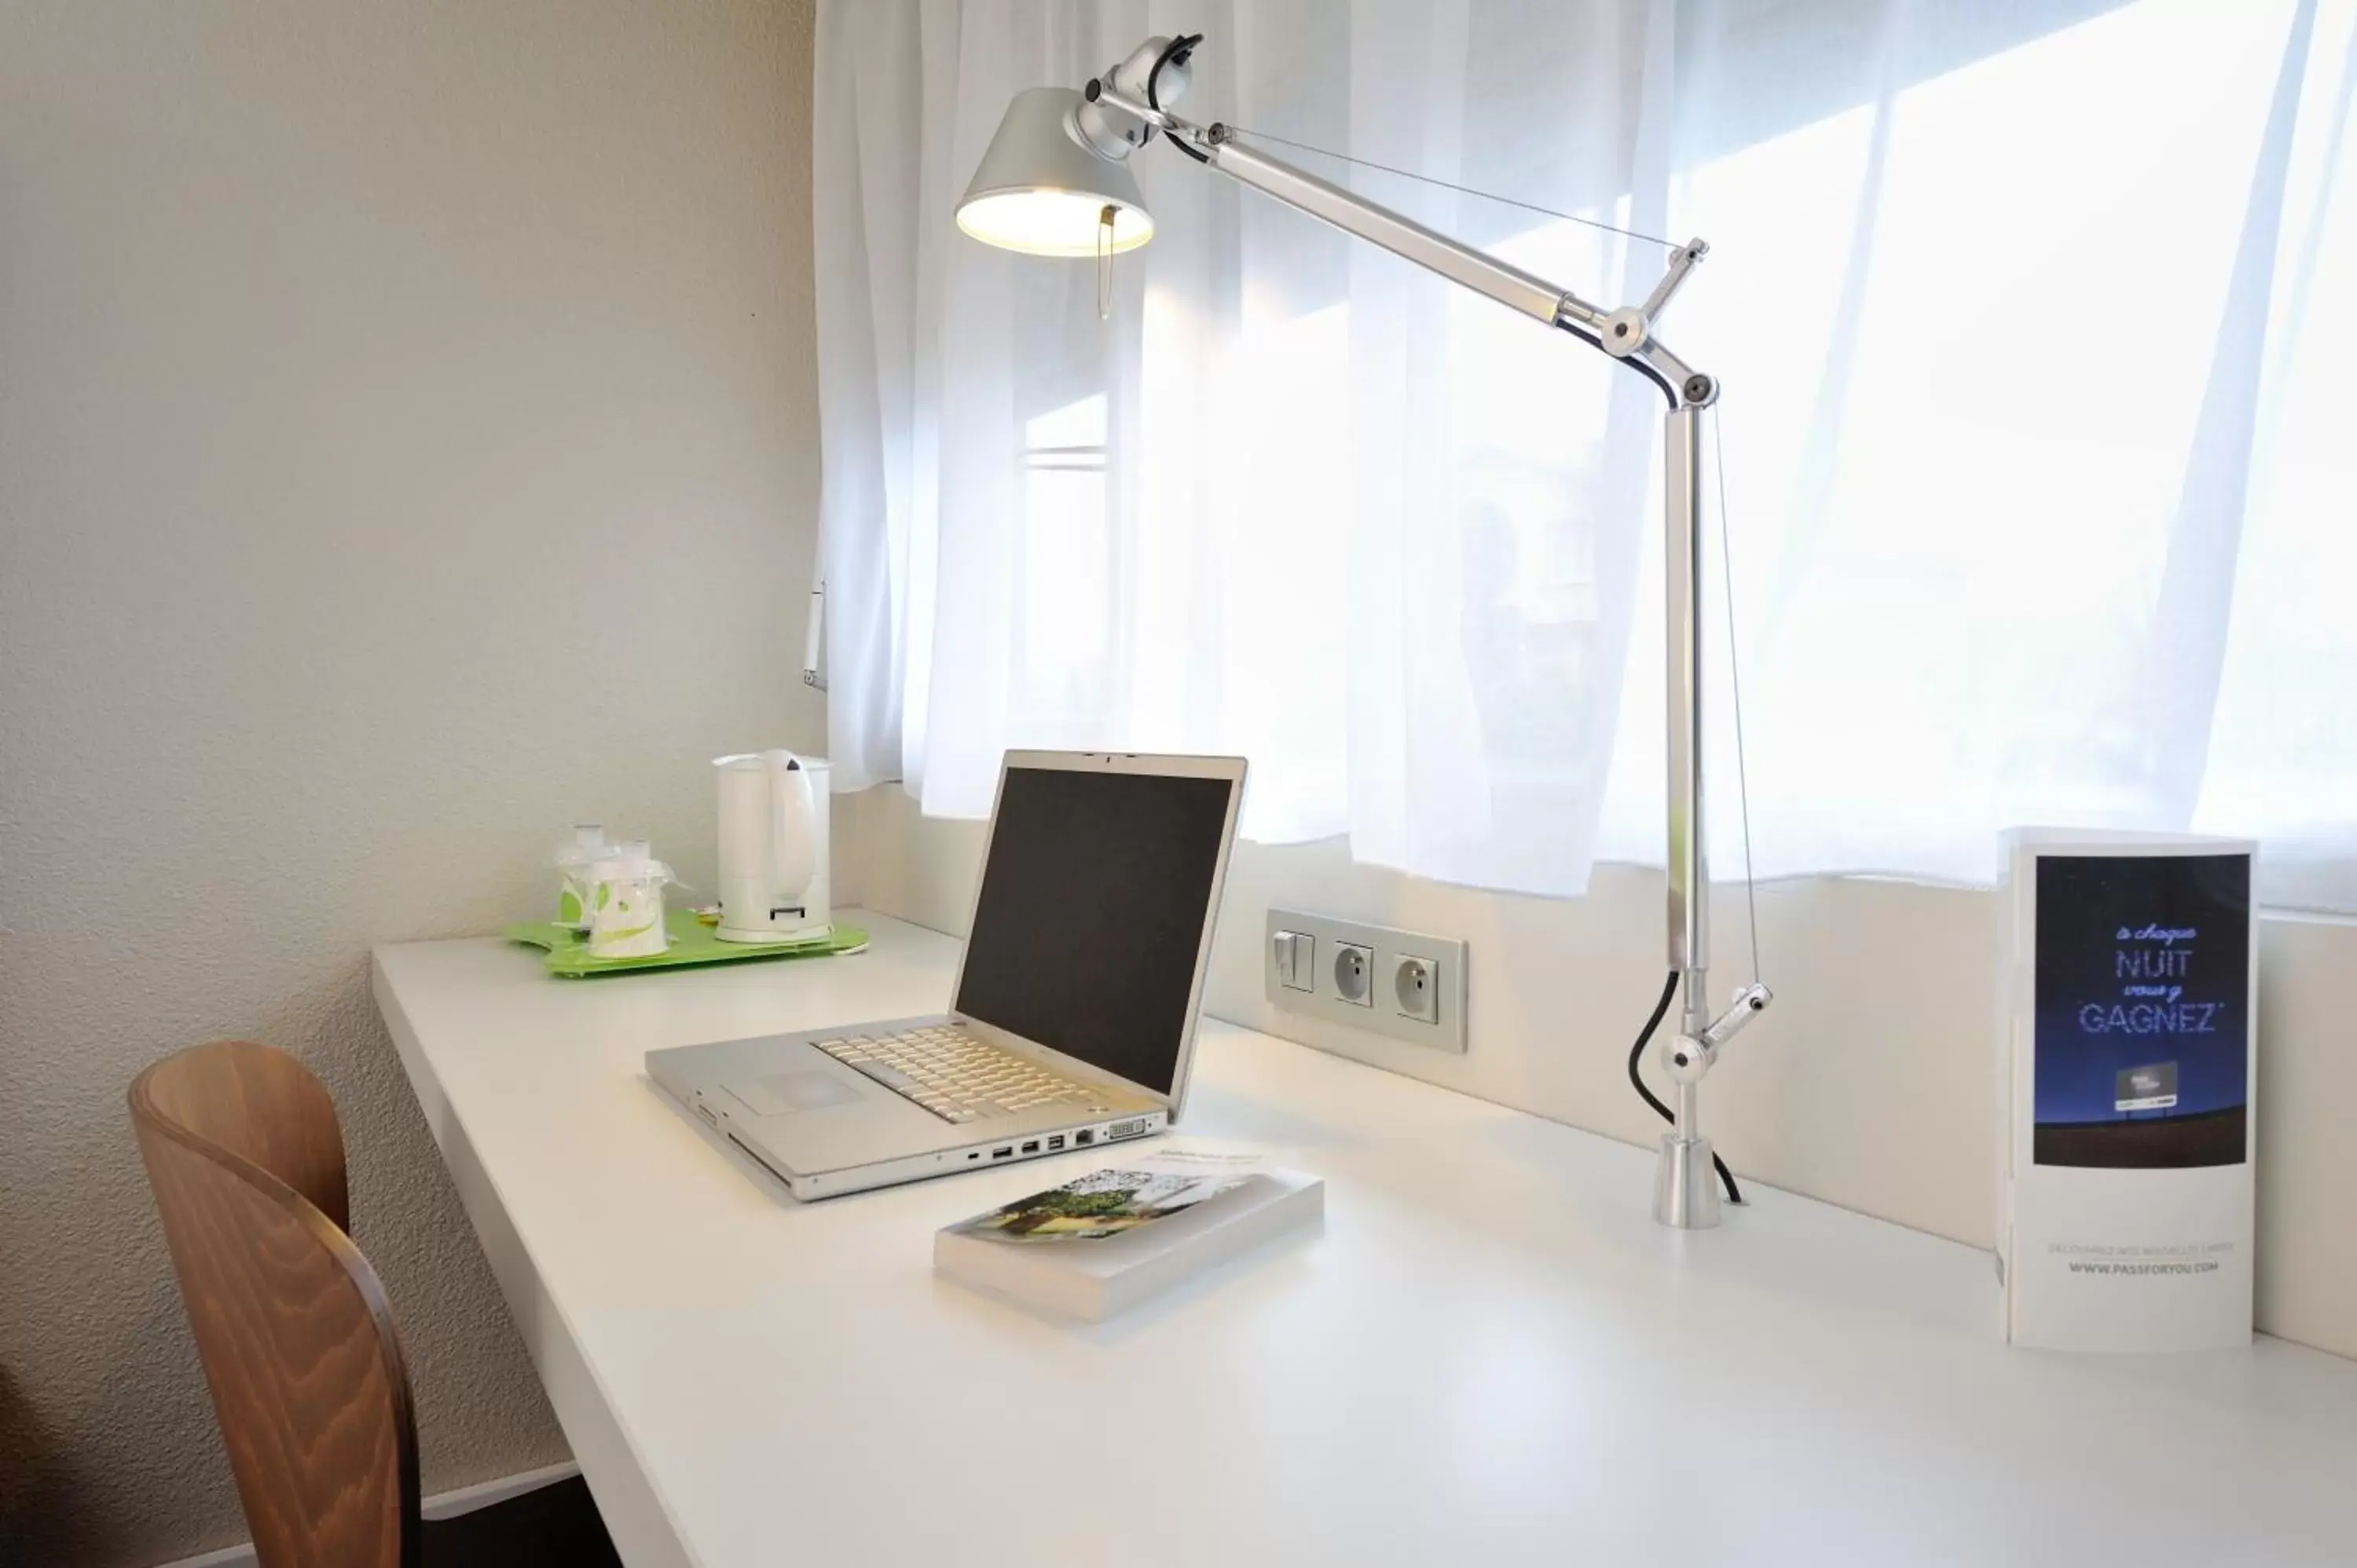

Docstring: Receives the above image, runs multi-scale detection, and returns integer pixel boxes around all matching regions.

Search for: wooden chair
[130,1040,618,1568]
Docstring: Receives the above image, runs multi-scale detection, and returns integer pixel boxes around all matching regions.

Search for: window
[817,1,2357,907]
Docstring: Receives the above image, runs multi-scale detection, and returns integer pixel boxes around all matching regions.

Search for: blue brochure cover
[2032,853,2250,1169]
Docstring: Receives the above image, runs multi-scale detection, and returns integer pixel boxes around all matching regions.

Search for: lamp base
[1654,1134,1722,1229]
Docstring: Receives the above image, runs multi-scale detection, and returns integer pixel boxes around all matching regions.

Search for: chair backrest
[130,1041,420,1568]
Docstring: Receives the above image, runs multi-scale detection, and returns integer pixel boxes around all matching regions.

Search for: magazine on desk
[934,1149,1322,1321]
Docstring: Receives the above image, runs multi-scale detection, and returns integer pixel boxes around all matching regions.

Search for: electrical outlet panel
[1262,908,1468,1053]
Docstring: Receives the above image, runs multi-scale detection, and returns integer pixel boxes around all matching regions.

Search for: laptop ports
[1074,1129,1094,1146]
[1047,1134,1066,1152]
[1021,1140,1040,1154]
[991,1146,1013,1160]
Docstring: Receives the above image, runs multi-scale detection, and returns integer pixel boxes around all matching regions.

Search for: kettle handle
[765,750,819,899]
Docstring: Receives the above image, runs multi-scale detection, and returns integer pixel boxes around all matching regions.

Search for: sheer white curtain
[816,0,2357,909]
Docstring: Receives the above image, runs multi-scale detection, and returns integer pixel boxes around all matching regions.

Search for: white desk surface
[374,911,2357,1568]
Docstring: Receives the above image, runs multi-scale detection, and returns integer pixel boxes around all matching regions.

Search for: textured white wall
[0,3,820,1563]
[844,786,2357,1363]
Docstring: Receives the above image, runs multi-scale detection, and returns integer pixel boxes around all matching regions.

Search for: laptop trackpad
[724,1072,868,1117]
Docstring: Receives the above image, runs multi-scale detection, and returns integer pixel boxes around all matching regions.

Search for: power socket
[1332,943,1373,1006]
[1394,955,1437,1024]
[1263,909,1468,1053]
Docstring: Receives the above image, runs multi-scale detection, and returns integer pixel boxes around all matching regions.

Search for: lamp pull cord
[1097,205,1115,321]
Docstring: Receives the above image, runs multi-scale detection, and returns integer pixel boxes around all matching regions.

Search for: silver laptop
[648,750,1247,1200]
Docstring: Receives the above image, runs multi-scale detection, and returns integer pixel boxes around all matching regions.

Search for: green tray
[506,908,869,977]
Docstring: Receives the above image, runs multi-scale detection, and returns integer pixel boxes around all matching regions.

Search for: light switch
[1273,929,1314,991]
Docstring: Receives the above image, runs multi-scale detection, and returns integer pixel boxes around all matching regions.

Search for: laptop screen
[955,762,1239,1097]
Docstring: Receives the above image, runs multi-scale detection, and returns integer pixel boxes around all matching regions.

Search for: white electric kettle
[713,750,832,943]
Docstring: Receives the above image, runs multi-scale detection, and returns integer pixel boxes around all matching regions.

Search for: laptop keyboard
[815,1024,1116,1125]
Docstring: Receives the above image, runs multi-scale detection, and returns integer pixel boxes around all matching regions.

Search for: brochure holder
[1998,831,2256,1350]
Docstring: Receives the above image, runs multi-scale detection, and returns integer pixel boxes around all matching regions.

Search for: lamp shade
[956,87,1154,256]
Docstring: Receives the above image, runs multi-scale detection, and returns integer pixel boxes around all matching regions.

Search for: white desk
[375,912,2357,1567]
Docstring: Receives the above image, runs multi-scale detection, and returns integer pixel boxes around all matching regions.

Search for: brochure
[943,1152,1263,1244]
[934,1149,1321,1321]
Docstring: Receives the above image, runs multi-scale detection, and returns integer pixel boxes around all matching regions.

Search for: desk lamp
[957,35,1772,1228]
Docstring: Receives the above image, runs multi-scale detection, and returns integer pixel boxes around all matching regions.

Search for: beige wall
[0,3,820,1563]
[842,785,2357,1363]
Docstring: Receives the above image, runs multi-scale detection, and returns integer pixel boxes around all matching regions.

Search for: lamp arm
[1097,81,1754,1227]
[1095,86,1713,410]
